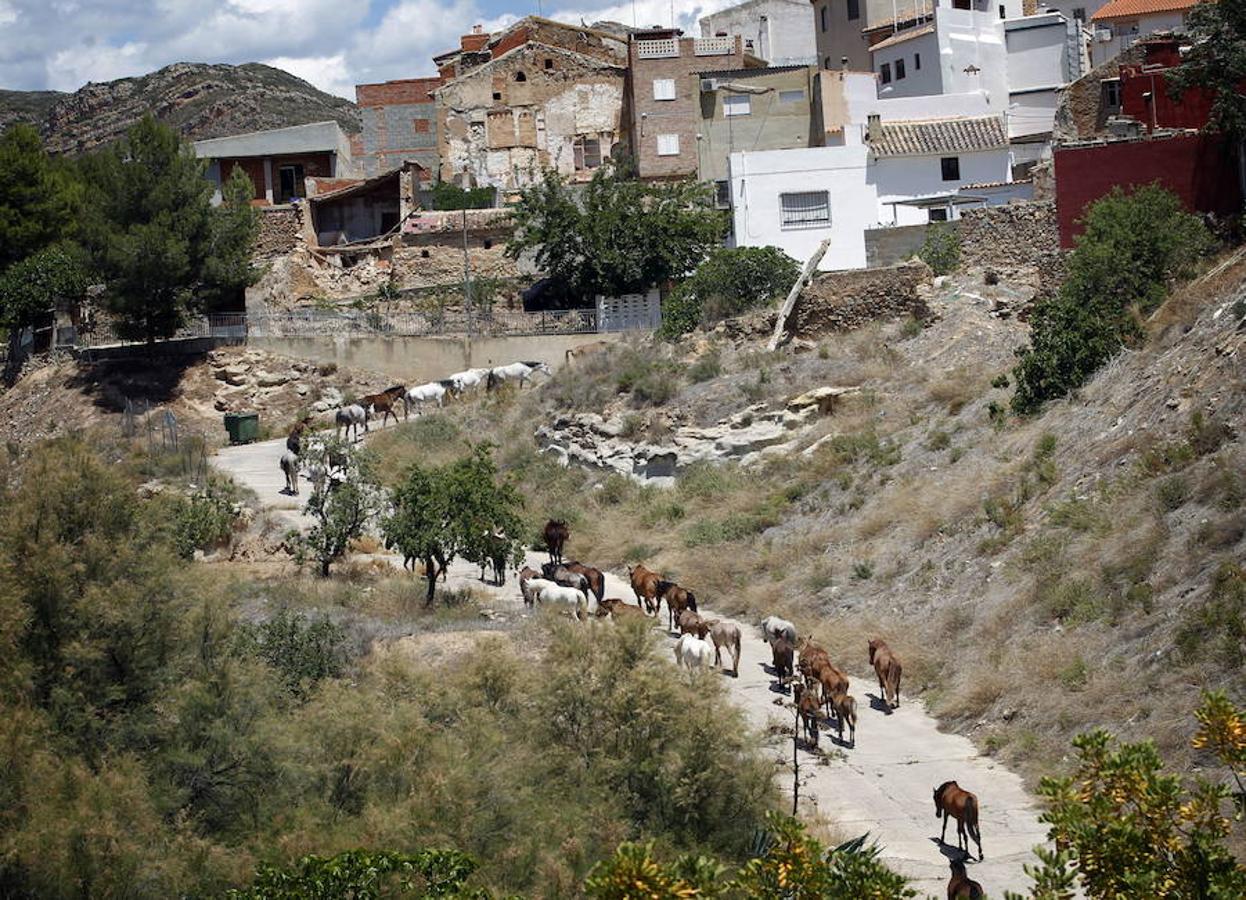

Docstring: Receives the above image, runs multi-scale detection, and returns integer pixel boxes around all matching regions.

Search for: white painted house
[698,0,818,66]
[729,72,1017,270]
[1089,0,1198,66]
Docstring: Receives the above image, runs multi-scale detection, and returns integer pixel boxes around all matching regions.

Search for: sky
[0,0,744,100]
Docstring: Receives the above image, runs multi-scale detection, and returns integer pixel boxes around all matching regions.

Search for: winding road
[214,433,1048,897]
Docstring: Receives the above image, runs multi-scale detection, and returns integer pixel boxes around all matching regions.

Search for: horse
[934,781,984,861]
[564,341,611,366]
[335,404,368,441]
[673,634,715,671]
[403,381,447,418]
[487,360,551,391]
[542,562,588,595]
[279,450,300,495]
[947,859,984,899]
[656,580,697,634]
[518,565,541,604]
[543,519,568,565]
[771,636,794,685]
[598,598,646,620]
[446,368,489,396]
[538,583,592,620]
[678,610,710,639]
[830,692,857,747]
[563,561,605,604]
[869,638,903,709]
[708,621,741,677]
[793,682,821,748]
[521,575,558,608]
[628,564,662,615]
[761,615,797,647]
[478,530,509,586]
[362,387,403,428]
[286,415,313,454]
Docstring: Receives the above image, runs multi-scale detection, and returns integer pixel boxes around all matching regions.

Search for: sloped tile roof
[868,115,1008,157]
[869,23,935,52]
[1091,0,1200,21]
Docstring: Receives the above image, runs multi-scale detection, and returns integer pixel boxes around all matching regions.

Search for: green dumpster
[224,412,260,445]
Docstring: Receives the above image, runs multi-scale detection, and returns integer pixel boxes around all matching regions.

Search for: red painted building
[1118,38,1218,133]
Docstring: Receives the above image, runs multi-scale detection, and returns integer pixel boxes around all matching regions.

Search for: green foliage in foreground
[659,246,800,338]
[1012,185,1211,413]
[918,222,961,276]
[227,848,490,899]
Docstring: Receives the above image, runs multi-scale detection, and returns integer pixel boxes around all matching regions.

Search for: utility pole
[462,209,473,335]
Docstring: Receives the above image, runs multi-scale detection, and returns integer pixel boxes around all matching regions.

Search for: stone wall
[789,260,931,337]
[392,237,522,291]
[958,201,1063,283]
[255,206,303,258]
[864,223,929,269]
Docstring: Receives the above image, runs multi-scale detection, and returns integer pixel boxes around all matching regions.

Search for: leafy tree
[507,161,726,302]
[0,124,79,273]
[0,242,88,353]
[383,444,525,605]
[1012,185,1210,413]
[1170,0,1246,142]
[430,180,495,211]
[918,221,961,276]
[295,437,386,577]
[199,164,260,312]
[79,116,254,344]
[659,246,799,338]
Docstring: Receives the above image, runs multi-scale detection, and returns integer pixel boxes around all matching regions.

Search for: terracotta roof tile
[869,115,1008,157]
[1090,0,1201,22]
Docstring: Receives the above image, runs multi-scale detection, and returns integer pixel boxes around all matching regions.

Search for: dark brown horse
[947,859,984,899]
[656,580,697,634]
[564,561,605,604]
[543,519,568,565]
[628,564,662,615]
[869,638,903,709]
[793,682,820,748]
[286,415,313,454]
[934,781,983,861]
[771,636,794,685]
[361,386,404,428]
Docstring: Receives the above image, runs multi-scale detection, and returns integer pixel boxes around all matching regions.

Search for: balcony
[693,36,734,56]
[635,38,679,59]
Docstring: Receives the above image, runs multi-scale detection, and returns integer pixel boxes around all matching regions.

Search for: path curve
[214,434,1048,897]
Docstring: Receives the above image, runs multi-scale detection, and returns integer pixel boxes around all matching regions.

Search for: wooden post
[768,235,832,352]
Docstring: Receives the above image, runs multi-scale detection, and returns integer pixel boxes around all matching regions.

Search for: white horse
[446,368,489,395]
[487,360,552,391]
[761,615,797,648]
[522,576,558,607]
[335,404,368,441]
[403,381,447,418]
[538,583,593,620]
[674,634,715,671]
[305,461,327,496]
[279,450,299,495]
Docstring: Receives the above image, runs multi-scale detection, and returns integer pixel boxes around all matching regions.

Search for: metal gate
[596,289,662,332]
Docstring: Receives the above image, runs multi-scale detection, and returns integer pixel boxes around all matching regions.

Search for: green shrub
[233,609,347,698]
[899,316,923,339]
[852,561,874,580]
[1175,563,1246,668]
[172,480,239,559]
[616,353,682,407]
[1156,475,1192,511]
[429,180,494,210]
[918,223,960,275]
[659,246,799,337]
[687,348,723,383]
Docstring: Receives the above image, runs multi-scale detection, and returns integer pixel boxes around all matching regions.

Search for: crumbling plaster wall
[437,43,625,190]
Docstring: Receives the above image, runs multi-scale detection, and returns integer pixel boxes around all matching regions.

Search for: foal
[934,781,984,861]
[947,859,984,899]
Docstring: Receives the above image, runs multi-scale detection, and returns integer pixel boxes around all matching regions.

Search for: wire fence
[246,307,599,338]
[122,398,210,482]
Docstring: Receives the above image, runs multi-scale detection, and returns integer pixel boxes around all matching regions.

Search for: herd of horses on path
[524,518,988,897]
[277,360,552,495]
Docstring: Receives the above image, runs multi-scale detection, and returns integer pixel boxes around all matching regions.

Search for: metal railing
[247,306,599,338]
[71,314,249,349]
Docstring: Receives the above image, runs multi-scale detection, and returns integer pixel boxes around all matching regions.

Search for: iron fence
[72,313,249,349]
[247,306,599,338]
[122,398,210,482]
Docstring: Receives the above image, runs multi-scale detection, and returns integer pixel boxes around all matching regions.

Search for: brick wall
[356,77,441,178]
[628,35,745,179]
[255,207,304,258]
[789,259,931,336]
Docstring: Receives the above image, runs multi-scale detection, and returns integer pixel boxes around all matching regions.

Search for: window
[896,58,906,79]
[915,52,921,70]
[1073,7,1086,20]
[928,208,949,222]
[1103,78,1122,110]
[724,94,751,116]
[573,136,603,171]
[847,0,860,20]
[657,133,680,156]
[714,179,731,208]
[779,89,806,103]
[999,3,1006,16]
[492,91,502,101]
[514,71,527,82]
[414,118,431,133]
[825,56,833,69]
[780,191,830,229]
[880,62,892,84]
[653,78,676,100]
[821,4,828,30]
[940,156,961,181]
[544,58,554,69]
[277,164,305,203]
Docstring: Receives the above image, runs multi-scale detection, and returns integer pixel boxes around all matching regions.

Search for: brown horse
[708,620,741,677]
[628,564,662,615]
[678,609,710,639]
[830,692,857,747]
[934,781,984,861]
[598,598,646,620]
[286,415,313,454]
[947,859,984,899]
[656,580,697,634]
[869,638,903,709]
[793,682,820,748]
[362,386,404,428]
[543,519,568,565]
[771,636,794,684]
[564,561,605,604]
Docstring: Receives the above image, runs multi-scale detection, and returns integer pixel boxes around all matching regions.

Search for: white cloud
[264,53,357,100]
[47,41,151,91]
[0,1,18,25]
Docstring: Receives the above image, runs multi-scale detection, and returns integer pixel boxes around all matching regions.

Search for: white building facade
[1088,0,1196,67]
[698,0,818,65]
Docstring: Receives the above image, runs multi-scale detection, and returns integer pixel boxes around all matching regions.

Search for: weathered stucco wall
[789,260,931,337]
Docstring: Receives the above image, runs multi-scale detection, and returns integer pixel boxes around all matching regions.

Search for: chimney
[461,25,489,52]
[841,56,849,71]
[867,113,881,141]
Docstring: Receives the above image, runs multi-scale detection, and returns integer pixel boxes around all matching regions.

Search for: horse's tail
[732,629,741,672]
[964,793,978,829]
[686,591,697,612]
[890,661,902,706]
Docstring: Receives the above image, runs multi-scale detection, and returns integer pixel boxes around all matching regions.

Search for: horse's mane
[935,780,955,797]
[520,360,543,368]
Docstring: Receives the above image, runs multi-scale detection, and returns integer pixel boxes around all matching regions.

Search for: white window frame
[652,78,676,101]
[656,133,680,156]
[779,191,830,230]
[723,94,751,116]
[573,136,603,171]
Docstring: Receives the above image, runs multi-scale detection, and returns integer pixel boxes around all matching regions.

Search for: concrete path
[213,433,1048,898]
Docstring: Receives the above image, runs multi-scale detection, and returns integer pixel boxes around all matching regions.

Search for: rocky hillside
[1,62,359,154]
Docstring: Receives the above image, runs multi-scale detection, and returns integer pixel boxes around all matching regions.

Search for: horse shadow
[867,692,894,715]
[930,839,976,864]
